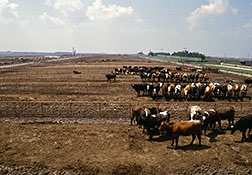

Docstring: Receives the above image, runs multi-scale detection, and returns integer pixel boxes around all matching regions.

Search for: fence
[0,101,251,121]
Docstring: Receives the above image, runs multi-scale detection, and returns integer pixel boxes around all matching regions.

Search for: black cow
[221,84,228,98]
[73,70,81,74]
[231,114,252,142]
[146,83,154,96]
[131,84,147,96]
[140,73,148,82]
[214,84,222,97]
[244,79,252,84]
[106,73,116,82]
[137,108,170,140]
[201,109,217,135]
[198,84,207,97]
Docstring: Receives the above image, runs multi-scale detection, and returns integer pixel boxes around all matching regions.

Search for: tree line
[146,50,206,60]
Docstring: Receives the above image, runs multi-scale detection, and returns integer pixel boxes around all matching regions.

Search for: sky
[0,0,252,58]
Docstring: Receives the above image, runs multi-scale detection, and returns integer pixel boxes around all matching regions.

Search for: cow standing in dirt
[158,120,202,148]
[231,114,252,142]
[213,106,235,130]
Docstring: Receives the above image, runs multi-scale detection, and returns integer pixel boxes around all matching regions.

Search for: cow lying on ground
[158,120,201,148]
[231,114,252,142]
[73,70,81,74]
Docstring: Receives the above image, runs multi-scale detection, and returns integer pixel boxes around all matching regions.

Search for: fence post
[69,103,72,117]
[186,103,189,117]
[129,103,132,119]
[13,102,17,117]
[99,103,102,118]
[40,103,44,117]
[240,103,243,117]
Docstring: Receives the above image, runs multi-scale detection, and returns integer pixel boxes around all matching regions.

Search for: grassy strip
[151,56,179,62]
[152,56,252,75]
[207,65,252,75]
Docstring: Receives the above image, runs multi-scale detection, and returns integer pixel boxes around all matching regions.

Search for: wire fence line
[0,101,251,121]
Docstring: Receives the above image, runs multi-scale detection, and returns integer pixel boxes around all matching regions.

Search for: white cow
[188,105,202,121]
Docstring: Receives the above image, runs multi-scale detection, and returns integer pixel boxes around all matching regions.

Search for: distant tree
[172,50,205,60]
[156,52,170,56]
[148,51,156,56]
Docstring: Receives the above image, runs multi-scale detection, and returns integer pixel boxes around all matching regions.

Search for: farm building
[179,56,203,62]
[240,61,252,66]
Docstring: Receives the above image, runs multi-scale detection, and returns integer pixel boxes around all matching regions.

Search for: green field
[152,56,252,75]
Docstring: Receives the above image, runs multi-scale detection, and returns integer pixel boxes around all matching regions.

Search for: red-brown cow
[158,121,201,148]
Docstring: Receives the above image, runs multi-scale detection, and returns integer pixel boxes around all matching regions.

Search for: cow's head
[158,121,168,131]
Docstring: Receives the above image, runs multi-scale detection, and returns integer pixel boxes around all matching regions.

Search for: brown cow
[158,121,201,148]
[240,84,248,98]
[183,84,191,99]
[233,84,240,98]
[203,74,209,82]
[167,83,175,96]
[212,106,235,130]
[199,74,204,82]
[202,85,212,101]
[161,83,169,96]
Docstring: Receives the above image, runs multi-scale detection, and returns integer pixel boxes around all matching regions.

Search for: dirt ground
[0,55,252,175]
[0,119,252,175]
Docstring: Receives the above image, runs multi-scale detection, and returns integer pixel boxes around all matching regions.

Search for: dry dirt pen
[0,101,251,122]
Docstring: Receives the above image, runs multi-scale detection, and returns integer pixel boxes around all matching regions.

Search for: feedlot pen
[1,55,252,175]
[0,101,251,121]
[0,55,251,121]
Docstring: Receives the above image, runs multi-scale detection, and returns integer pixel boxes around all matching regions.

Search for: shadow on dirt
[167,144,211,151]
[206,130,226,143]
[234,134,252,143]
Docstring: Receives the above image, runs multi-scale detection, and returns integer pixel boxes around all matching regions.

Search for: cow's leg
[171,138,175,146]
[197,132,201,146]
[190,134,196,145]
[248,128,252,138]
[204,123,208,135]
[130,115,135,125]
[149,134,153,141]
[218,120,222,130]
[211,121,216,131]
[175,137,179,148]
[227,119,231,129]
[142,125,146,133]
[242,129,247,142]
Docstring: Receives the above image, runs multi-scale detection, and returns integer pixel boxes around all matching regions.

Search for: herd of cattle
[130,105,252,148]
[104,65,250,101]
[131,82,249,101]
[113,65,210,83]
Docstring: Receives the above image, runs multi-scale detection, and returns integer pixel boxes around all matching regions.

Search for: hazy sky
[0,0,252,57]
